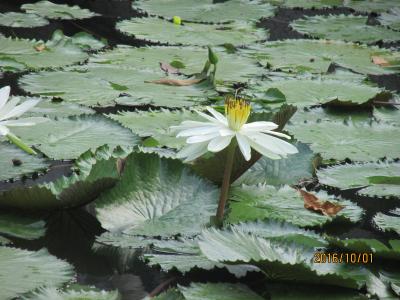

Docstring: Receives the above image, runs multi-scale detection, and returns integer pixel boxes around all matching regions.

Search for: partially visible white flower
[0,86,47,137]
[171,97,298,162]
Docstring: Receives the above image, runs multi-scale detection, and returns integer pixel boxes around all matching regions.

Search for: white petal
[235,132,251,161]
[1,117,48,127]
[265,130,291,139]
[246,132,298,156]
[195,109,223,125]
[207,135,233,152]
[176,142,208,162]
[242,121,278,132]
[176,125,220,137]
[186,132,220,144]
[0,125,9,136]
[219,127,234,137]
[0,99,40,121]
[0,86,10,110]
[170,120,213,132]
[0,97,20,117]
[206,106,228,126]
[246,137,282,160]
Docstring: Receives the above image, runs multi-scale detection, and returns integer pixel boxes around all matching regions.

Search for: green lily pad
[133,0,276,23]
[20,97,95,118]
[0,31,88,73]
[290,15,400,43]
[0,145,127,210]
[198,227,371,289]
[278,0,343,9]
[179,282,264,300]
[0,142,49,182]
[0,247,74,300]
[243,39,400,75]
[117,17,267,46]
[317,162,400,198]
[228,185,363,227]
[22,0,98,20]
[330,238,400,260]
[287,118,400,162]
[0,212,45,240]
[20,65,215,108]
[374,107,400,127]
[0,12,49,28]
[244,77,391,107]
[5,115,138,160]
[108,109,204,149]
[21,286,120,300]
[378,7,400,31]
[373,208,400,235]
[234,142,315,186]
[94,152,218,237]
[89,45,264,83]
[344,0,400,13]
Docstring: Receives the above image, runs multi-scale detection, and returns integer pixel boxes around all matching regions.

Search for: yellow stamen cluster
[225,96,251,131]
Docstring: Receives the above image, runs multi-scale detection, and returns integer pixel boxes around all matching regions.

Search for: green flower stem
[216,141,236,222]
[6,133,37,155]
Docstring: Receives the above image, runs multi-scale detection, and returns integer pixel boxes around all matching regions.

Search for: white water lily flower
[171,97,298,162]
[0,86,47,136]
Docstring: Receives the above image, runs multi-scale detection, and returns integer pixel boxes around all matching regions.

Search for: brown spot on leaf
[371,56,390,67]
[34,44,46,52]
[299,189,344,216]
[159,62,181,75]
[145,77,204,86]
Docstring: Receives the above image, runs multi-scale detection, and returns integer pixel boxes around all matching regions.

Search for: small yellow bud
[173,16,181,25]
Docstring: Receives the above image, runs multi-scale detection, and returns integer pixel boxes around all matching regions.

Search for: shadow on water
[1,0,400,298]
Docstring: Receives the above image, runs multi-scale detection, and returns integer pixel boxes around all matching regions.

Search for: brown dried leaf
[371,56,390,67]
[116,157,127,176]
[159,62,181,75]
[34,44,46,52]
[145,77,204,86]
[299,189,344,216]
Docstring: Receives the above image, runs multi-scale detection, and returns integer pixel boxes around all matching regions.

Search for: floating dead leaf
[159,62,181,75]
[299,189,344,216]
[145,77,204,86]
[34,44,46,52]
[371,56,390,67]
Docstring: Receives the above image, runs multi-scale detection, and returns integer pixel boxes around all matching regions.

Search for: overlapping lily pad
[20,65,215,108]
[22,0,98,20]
[278,0,343,9]
[378,8,400,31]
[0,247,74,299]
[228,185,363,227]
[94,152,218,236]
[89,45,265,83]
[0,145,127,210]
[287,118,400,162]
[0,212,45,240]
[373,209,400,235]
[244,77,391,107]
[374,107,400,127]
[22,286,121,300]
[234,142,315,186]
[343,0,400,13]
[243,39,400,75]
[317,162,400,198]
[198,227,371,289]
[117,17,267,46]
[0,142,49,182]
[0,32,88,73]
[21,97,95,118]
[108,109,203,149]
[6,115,138,160]
[0,12,49,28]
[290,15,400,43]
[133,0,276,23]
